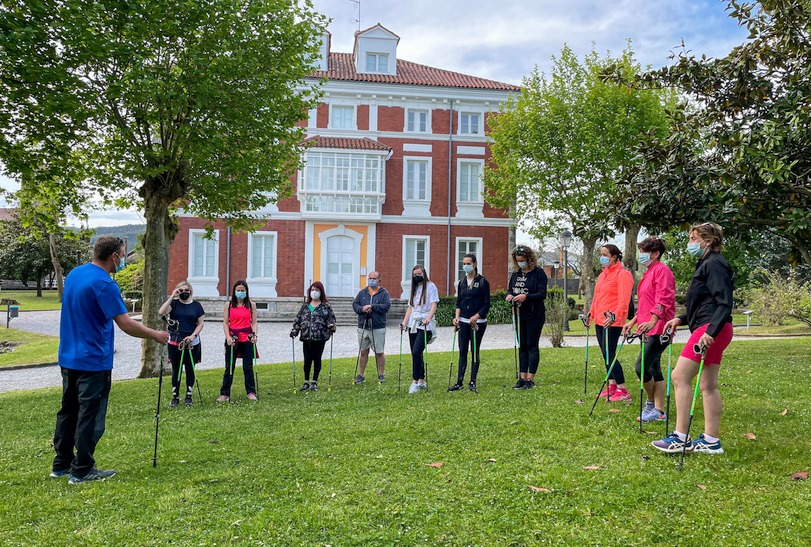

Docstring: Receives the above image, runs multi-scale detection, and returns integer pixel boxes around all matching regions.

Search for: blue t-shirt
[58,263,128,371]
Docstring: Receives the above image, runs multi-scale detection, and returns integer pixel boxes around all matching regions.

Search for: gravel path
[2,310,696,393]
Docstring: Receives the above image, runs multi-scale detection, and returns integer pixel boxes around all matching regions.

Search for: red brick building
[168,24,519,301]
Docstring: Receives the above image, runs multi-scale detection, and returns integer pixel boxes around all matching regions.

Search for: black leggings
[517,315,544,374]
[456,322,487,384]
[409,329,433,380]
[220,340,256,396]
[595,325,625,384]
[168,343,200,397]
[302,340,327,381]
[634,335,670,383]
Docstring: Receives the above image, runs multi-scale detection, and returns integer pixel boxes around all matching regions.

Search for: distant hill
[89,224,146,248]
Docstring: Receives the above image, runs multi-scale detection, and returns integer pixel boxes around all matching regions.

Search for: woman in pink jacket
[587,244,635,402]
[622,237,676,421]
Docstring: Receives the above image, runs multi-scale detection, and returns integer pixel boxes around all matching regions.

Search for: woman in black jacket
[653,222,734,455]
[506,245,548,390]
[449,254,491,392]
[290,281,337,392]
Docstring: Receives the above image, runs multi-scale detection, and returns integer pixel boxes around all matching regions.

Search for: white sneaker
[418,382,427,390]
[408,383,420,394]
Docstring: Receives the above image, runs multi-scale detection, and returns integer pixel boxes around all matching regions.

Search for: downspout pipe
[446,100,454,296]
[225,226,231,297]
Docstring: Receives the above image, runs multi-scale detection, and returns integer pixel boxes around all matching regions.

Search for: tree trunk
[580,236,597,313]
[48,233,65,302]
[137,190,175,378]
[623,224,641,279]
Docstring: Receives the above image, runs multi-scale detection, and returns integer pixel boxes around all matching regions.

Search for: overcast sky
[0,0,749,227]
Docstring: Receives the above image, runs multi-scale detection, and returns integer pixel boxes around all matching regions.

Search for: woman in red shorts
[652,222,734,455]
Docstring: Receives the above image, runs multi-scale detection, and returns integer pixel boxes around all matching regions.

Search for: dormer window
[366,53,388,73]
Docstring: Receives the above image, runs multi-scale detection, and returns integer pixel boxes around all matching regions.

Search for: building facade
[168,24,519,301]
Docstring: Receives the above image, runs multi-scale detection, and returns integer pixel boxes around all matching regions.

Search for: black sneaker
[185,395,193,407]
[300,382,310,392]
[447,384,463,392]
[468,381,477,392]
[520,379,536,390]
[310,381,318,392]
[68,467,116,485]
[512,379,525,390]
[170,398,179,408]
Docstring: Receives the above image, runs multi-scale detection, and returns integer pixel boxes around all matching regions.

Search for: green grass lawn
[0,327,59,368]
[0,289,62,311]
[1,340,810,545]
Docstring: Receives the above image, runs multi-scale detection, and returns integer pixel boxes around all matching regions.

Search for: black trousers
[518,315,544,374]
[220,340,256,396]
[53,367,112,477]
[302,340,327,381]
[456,322,487,384]
[634,335,670,383]
[595,325,626,384]
[408,329,433,380]
[169,343,200,397]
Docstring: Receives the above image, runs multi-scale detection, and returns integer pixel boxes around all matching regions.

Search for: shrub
[545,286,568,348]
[434,289,513,327]
[744,268,811,326]
[115,262,144,311]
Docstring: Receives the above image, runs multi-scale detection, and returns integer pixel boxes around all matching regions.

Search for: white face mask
[463,264,475,275]
[310,290,321,300]
[517,261,527,269]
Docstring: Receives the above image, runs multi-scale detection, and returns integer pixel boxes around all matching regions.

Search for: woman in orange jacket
[587,244,635,402]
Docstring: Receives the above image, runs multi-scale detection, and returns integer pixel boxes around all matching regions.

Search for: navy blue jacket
[352,286,392,329]
[455,274,491,320]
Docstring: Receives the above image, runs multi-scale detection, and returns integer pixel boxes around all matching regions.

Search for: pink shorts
[680,322,733,366]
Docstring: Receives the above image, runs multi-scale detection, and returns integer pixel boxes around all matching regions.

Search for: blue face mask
[687,242,703,257]
[638,252,651,266]
[463,264,475,275]
[114,253,126,273]
[599,256,610,267]
[368,279,379,288]
[235,290,247,299]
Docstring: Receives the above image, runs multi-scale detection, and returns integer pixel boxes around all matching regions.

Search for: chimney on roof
[318,29,331,71]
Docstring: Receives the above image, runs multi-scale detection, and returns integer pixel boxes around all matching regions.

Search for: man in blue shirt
[51,236,169,484]
[351,271,391,384]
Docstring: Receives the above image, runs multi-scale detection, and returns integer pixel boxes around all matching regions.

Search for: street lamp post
[560,230,572,331]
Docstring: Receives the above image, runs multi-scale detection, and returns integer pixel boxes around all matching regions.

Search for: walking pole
[471,323,479,393]
[638,333,646,433]
[251,335,259,396]
[680,343,706,471]
[511,303,520,380]
[515,304,522,380]
[579,314,590,395]
[662,328,673,434]
[353,315,367,383]
[589,332,632,417]
[184,344,203,406]
[398,327,403,392]
[328,336,334,392]
[229,336,236,377]
[291,336,297,394]
[423,326,429,387]
[447,326,458,390]
[153,343,166,468]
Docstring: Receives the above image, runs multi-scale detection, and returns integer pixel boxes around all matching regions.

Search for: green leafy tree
[485,43,673,308]
[0,0,325,375]
[609,0,811,266]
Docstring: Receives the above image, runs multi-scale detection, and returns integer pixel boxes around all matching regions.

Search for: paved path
[0,309,718,393]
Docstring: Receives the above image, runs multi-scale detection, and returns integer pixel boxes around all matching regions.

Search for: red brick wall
[316,103,329,128]
[357,104,369,131]
[378,105,403,132]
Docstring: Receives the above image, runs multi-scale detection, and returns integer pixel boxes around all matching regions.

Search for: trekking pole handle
[578,313,589,329]
[693,343,706,355]
[659,327,673,345]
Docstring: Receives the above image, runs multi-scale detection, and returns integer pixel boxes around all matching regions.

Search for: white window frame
[457,159,484,203]
[365,52,389,73]
[246,231,278,297]
[402,156,432,217]
[458,111,482,136]
[455,237,483,288]
[401,235,431,299]
[405,108,430,133]
[455,158,485,218]
[330,104,356,130]
[187,229,220,296]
